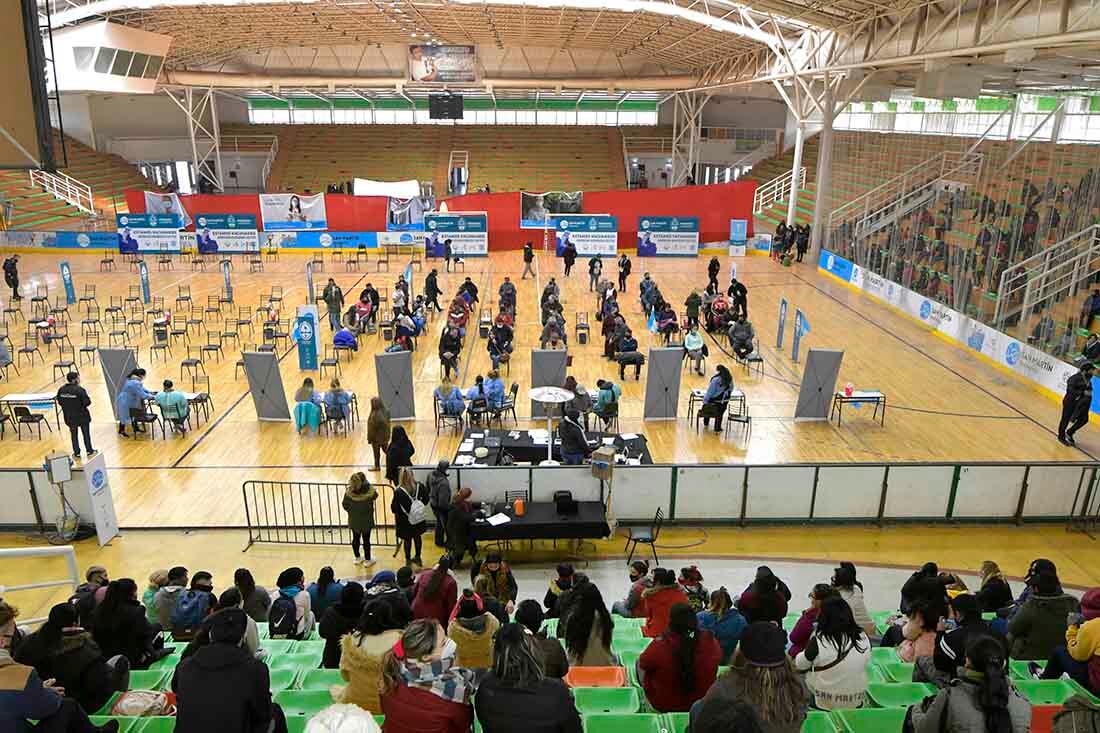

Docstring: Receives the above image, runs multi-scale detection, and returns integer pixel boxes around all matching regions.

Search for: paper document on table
[459,441,474,452]
[620,433,638,440]
[487,513,511,526]
[454,455,476,466]
[470,433,484,439]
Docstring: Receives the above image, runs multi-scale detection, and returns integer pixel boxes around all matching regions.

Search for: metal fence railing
[29,168,96,216]
[753,166,806,214]
[242,479,397,551]
[0,546,80,627]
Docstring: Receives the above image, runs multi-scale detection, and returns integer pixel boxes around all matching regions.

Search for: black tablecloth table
[453,428,652,466]
[469,501,610,542]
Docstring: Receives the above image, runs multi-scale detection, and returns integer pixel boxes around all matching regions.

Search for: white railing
[260,136,278,191]
[29,169,96,216]
[731,141,776,171]
[0,545,80,627]
[753,166,806,214]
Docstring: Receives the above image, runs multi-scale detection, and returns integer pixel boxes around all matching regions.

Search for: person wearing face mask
[933,593,997,682]
[543,564,576,619]
[379,619,475,733]
[172,608,287,733]
[612,561,653,618]
[448,590,500,670]
[114,369,154,438]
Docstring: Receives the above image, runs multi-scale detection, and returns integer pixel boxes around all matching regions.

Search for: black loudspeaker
[554,490,578,516]
[429,94,464,120]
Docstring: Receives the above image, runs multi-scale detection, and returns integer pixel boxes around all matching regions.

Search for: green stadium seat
[1014,679,1088,705]
[89,717,140,732]
[286,718,308,733]
[616,618,645,629]
[664,712,690,733]
[879,662,915,683]
[572,687,640,714]
[610,638,651,657]
[870,647,899,666]
[866,665,888,684]
[263,640,297,655]
[783,613,801,630]
[258,625,271,640]
[611,625,643,641]
[866,683,938,708]
[871,612,895,635]
[292,640,326,656]
[374,715,385,726]
[299,669,344,690]
[541,619,559,636]
[1008,660,1035,680]
[93,693,122,716]
[137,718,177,733]
[834,707,908,733]
[275,689,335,716]
[583,713,662,733]
[128,670,168,691]
[146,654,183,672]
[269,653,323,671]
[269,668,298,692]
[803,710,839,732]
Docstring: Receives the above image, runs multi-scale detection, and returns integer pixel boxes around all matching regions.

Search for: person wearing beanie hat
[13,602,129,715]
[395,567,415,604]
[1031,587,1100,695]
[449,590,499,670]
[642,569,690,639]
[613,560,653,618]
[692,622,809,732]
[428,460,453,548]
[543,564,575,618]
[319,582,365,669]
[173,607,285,733]
[1008,570,1079,660]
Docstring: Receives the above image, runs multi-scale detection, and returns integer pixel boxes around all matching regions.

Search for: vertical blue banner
[59,262,76,305]
[138,261,151,305]
[296,314,318,370]
[221,260,233,303]
[777,298,788,348]
[792,308,809,363]
[306,261,315,304]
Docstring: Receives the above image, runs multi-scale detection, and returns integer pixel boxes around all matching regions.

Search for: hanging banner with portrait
[258,193,328,231]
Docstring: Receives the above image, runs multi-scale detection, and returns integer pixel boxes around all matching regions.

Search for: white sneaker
[362,559,377,570]
[353,557,363,565]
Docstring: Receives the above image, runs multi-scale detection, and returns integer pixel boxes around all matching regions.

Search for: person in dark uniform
[522,242,535,280]
[1059,363,1094,446]
[727,275,748,320]
[56,372,94,459]
[707,257,720,290]
[618,253,631,292]
[443,239,454,272]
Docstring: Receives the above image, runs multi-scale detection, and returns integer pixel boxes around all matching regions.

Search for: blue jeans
[1041,646,1093,692]
[327,309,340,330]
[562,451,585,465]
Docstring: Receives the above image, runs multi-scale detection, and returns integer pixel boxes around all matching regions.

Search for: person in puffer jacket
[696,588,746,665]
[1031,587,1100,695]
[1007,571,1079,660]
[305,703,381,733]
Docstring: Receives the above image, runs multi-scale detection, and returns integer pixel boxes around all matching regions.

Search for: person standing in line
[707,257,720,290]
[521,241,535,280]
[367,397,391,472]
[322,278,344,331]
[2,254,20,300]
[1059,362,1094,446]
[443,239,454,273]
[343,472,377,569]
[562,240,577,277]
[57,372,94,459]
[424,269,444,312]
[428,460,452,549]
[618,253,631,293]
[588,256,603,293]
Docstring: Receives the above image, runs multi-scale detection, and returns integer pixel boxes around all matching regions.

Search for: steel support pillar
[809,81,835,257]
[163,86,223,192]
[786,123,805,226]
[670,92,709,187]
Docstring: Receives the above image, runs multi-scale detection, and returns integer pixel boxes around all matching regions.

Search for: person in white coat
[306,703,382,733]
[794,596,872,710]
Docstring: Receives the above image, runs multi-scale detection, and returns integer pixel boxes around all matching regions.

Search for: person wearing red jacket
[638,603,722,713]
[643,569,690,638]
[411,557,458,630]
[379,619,476,733]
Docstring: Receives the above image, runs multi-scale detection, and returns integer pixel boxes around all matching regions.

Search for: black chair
[467,396,490,426]
[13,406,51,440]
[319,345,340,378]
[490,383,519,426]
[624,507,663,565]
[434,396,464,435]
[128,407,160,440]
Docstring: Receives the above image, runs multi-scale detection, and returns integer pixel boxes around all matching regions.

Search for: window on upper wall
[93,48,116,74]
[72,47,96,71]
[109,50,133,76]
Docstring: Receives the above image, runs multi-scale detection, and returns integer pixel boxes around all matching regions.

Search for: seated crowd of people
[3,552,1097,733]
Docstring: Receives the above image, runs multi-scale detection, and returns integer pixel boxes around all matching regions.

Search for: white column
[786,123,805,226]
[810,83,835,256]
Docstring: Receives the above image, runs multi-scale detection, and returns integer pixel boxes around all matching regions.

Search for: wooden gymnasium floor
[0,248,1090,531]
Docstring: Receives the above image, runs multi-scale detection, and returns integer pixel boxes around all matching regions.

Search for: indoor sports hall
[2,0,1100,730]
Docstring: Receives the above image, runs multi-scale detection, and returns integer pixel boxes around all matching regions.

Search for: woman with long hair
[474,623,583,733]
[335,596,413,712]
[831,562,875,637]
[694,622,810,732]
[412,555,458,628]
[14,602,129,713]
[91,578,160,669]
[638,603,722,712]
[385,426,416,485]
[976,561,1014,612]
[696,587,746,665]
[392,465,429,567]
[909,634,1030,732]
[308,566,345,618]
[343,472,378,569]
[560,582,615,667]
[367,397,391,472]
[379,619,476,733]
[795,596,871,710]
[232,568,270,622]
[788,584,837,659]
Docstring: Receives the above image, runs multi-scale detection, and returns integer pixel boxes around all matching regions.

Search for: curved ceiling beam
[53,0,780,46]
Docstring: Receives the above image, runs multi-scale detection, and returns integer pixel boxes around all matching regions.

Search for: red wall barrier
[126,181,756,250]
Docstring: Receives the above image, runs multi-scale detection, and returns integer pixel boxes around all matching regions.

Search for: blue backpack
[170,590,212,629]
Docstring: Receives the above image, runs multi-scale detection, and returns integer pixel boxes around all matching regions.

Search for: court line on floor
[789,269,1097,458]
[170,270,371,468]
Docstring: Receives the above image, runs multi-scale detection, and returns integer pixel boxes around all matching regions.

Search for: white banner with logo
[822,250,1082,408]
[259,193,328,231]
[143,191,192,229]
